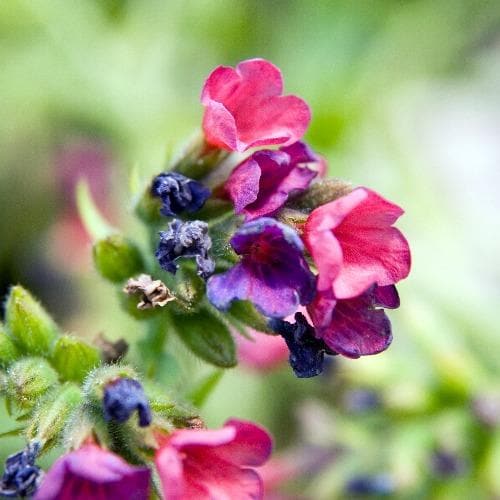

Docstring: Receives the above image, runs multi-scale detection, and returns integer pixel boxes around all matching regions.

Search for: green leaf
[227,300,273,334]
[0,427,24,439]
[76,180,115,241]
[51,335,101,383]
[171,308,236,368]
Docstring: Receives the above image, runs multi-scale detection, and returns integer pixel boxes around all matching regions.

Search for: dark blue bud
[151,172,210,217]
[345,474,395,496]
[103,378,152,427]
[155,219,215,280]
[0,442,42,498]
[343,389,380,413]
[269,312,336,378]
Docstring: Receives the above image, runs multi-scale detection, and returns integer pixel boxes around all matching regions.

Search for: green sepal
[0,323,20,367]
[4,286,59,356]
[93,234,145,283]
[51,335,101,383]
[83,364,138,404]
[6,357,59,410]
[288,178,353,212]
[27,383,83,451]
[171,308,236,368]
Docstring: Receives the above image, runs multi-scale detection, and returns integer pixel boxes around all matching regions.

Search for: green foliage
[171,308,236,368]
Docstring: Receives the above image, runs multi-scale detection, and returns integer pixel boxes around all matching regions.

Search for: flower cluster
[0,57,411,500]
[143,57,410,377]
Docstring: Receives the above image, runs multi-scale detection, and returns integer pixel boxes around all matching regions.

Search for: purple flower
[207,218,315,318]
[225,141,319,220]
[34,444,150,500]
[103,378,152,427]
[155,219,215,279]
[0,442,42,498]
[151,172,210,217]
[308,285,398,359]
[270,312,336,378]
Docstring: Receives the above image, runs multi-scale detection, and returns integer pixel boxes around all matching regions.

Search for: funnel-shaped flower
[207,218,315,318]
[304,187,411,300]
[34,444,150,500]
[225,142,318,220]
[201,59,311,152]
[155,418,272,500]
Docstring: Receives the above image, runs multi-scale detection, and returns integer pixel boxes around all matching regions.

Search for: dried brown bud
[94,334,129,364]
[123,274,175,310]
[185,417,206,430]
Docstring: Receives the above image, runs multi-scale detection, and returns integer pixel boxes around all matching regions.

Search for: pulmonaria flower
[103,378,152,427]
[304,187,411,301]
[34,444,150,500]
[308,285,398,359]
[207,218,315,318]
[151,172,210,217]
[236,328,289,371]
[155,418,272,500]
[270,312,336,378]
[156,219,215,279]
[201,58,311,152]
[225,141,319,220]
[0,442,42,498]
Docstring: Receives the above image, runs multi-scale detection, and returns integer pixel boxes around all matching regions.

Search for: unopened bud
[93,234,144,283]
[27,383,83,447]
[83,365,138,404]
[4,286,59,356]
[6,357,59,410]
[51,335,101,383]
[0,324,20,368]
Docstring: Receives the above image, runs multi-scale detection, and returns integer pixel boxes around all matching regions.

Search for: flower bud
[0,442,42,498]
[0,324,20,368]
[4,286,59,356]
[27,383,83,448]
[6,357,59,410]
[103,378,152,427]
[93,234,144,283]
[51,335,101,383]
[83,365,139,404]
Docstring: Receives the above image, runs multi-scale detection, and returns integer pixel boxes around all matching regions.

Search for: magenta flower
[304,187,411,300]
[34,444,150,500]
[201,59,311,152]
[207,218,316,318]
[308,285,399,358]
[155,418,272,500]
[225,141,319,220]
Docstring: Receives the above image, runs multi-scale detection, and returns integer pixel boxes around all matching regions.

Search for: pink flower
[304,187,411,301]
[201,59,311,152]
[34,444,150,500]
[225,142,319,220]
[236,328,289,371]
[155,418,272,500]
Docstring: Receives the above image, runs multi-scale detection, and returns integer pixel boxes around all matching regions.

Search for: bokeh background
[1,0,500,498]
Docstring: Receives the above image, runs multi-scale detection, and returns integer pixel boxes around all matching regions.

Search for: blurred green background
[1,0,500,498]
